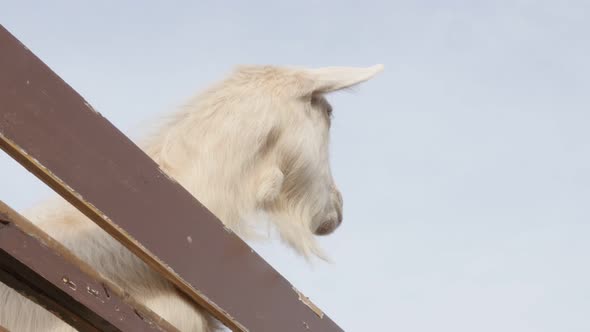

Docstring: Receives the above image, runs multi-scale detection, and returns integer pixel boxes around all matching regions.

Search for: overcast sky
[1,1,589,331]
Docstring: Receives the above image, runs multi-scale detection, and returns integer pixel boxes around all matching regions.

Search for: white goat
[0,64,383,331]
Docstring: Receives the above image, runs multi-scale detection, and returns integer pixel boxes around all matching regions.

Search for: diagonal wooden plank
[0,201,179,332]
[0,25,343,332]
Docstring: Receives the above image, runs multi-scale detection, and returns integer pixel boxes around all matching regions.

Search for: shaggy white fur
[0,64,383,331]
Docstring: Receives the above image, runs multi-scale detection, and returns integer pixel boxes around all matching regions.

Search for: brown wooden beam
[0,202,179,332]
[0,25,342,332]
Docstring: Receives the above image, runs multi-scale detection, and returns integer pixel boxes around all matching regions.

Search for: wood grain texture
[0,202,179,332]
[0,25,343,332]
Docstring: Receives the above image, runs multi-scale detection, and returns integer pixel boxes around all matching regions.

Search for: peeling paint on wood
[293,287,325,319]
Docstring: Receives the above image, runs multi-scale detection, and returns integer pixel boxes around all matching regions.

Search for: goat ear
[304,64,384,94]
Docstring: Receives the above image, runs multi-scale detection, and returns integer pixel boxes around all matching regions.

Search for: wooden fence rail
[0,201,179,332]
[0,24,343,331]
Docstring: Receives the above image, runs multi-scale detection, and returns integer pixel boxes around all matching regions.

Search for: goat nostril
[314,222,334,236]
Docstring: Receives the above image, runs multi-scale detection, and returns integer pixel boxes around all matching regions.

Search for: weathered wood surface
[0,25,343,332]
[0,202,179,332]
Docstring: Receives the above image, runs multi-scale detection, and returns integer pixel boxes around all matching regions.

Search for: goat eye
[311,95,332,117]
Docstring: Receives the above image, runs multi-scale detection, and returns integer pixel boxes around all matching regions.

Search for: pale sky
[1,1,589,331]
